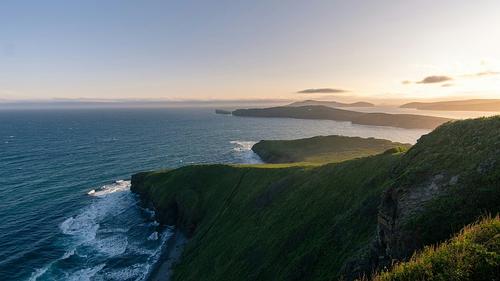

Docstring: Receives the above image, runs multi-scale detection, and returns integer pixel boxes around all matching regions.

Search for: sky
[1,0,499,103]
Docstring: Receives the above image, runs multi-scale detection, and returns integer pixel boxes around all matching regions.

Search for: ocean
[0,107,478,280]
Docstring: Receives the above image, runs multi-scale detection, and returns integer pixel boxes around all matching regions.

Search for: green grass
[132,153,402,281]
[252,135,411,164]
[372,216,500,281]
[131,115,500,281]
[389,116,500,250]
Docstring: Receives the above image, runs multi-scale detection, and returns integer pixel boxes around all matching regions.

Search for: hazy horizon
[1,0,499,102]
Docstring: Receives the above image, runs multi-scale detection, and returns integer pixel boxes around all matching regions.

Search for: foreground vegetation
[132,116,500,281]
[373,216,500,281]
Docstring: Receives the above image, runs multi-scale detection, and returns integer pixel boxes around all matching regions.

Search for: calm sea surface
[0,107,492,280]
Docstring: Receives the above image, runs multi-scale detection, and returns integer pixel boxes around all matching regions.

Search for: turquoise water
[0,108,428,280]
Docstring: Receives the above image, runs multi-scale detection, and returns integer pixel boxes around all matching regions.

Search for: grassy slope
[388,116,500,250]
[132,153,403,281]
[373,216,500,281]
[131,116,500,281]
[252,135,411,164]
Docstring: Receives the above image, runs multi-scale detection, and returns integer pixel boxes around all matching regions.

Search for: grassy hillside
[132,153,403,281]
[372,216,500,281]
[132,116,500,281]
[377,116,500,262]
[232,105,451,129]
[401,99,500,112]
[252,135,411,164]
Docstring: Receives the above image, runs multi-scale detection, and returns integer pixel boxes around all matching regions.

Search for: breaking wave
[230,140,263,164]
[28,180,173,281]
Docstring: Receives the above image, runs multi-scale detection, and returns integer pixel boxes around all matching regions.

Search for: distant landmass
[401,99,500,112]
[232,105,451,129]
[215,109,232,115]
[252,135,410,164]
[288,99,374,108]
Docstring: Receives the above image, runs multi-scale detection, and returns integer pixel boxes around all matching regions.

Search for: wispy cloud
[467,71,500,77]
[297,88,349,94]
[417,75,453,84]
[404,70,499,85]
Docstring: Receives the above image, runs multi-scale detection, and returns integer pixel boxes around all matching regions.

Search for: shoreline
[148,229,188,281]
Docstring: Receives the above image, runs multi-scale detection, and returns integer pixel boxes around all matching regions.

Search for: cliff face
[252,135,410,164]
[131,116,500,281]
[376,117,500,262]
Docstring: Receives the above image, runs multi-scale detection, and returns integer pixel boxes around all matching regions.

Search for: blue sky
[1,0,499,101]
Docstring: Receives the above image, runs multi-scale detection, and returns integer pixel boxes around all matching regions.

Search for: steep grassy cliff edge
[252,135,410,164]
[131,116,500,281]
[372,216,500,281]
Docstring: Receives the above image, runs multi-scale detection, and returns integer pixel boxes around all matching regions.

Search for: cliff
[376,116,500,260]
[232,105,451,129]
[373,216,500,281]
[252,135,410,164]
[131,116,500,281]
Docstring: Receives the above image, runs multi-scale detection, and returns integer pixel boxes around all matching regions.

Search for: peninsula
[288,100,374,108]
[401,99,500,111]
[232,105,451,129]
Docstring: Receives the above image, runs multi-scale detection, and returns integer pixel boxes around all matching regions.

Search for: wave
[87,180,130,197]
[230,140,263,164]
[230,140,256,152]
[29,180,174,281]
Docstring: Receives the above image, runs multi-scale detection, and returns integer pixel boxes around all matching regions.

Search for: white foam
[230,140,256,152]
[95,235,128,256]
[67,263,106,281]
[148,231,159,241]
[104,264,144,280]
[87,180,131,197]
[62,249,75,260]
[42,179,174,281]
[61,181,132,243]
[28,266,49,281]
[230,140,263,164]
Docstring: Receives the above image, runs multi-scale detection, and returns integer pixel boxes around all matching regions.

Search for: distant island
[232,105,451,129]
[401,99,500,112]
[288,99,374,108]
[215,109,232,115]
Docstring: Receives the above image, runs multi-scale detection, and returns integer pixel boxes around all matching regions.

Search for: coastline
[149,230,188,281]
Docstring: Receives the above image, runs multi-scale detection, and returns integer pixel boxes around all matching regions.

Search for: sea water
[0,107,464,280]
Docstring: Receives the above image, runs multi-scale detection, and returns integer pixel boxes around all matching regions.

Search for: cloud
[403,70,499,86]
[417,75,453,84]
[297,88,349,94]
[472,71,500,77]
